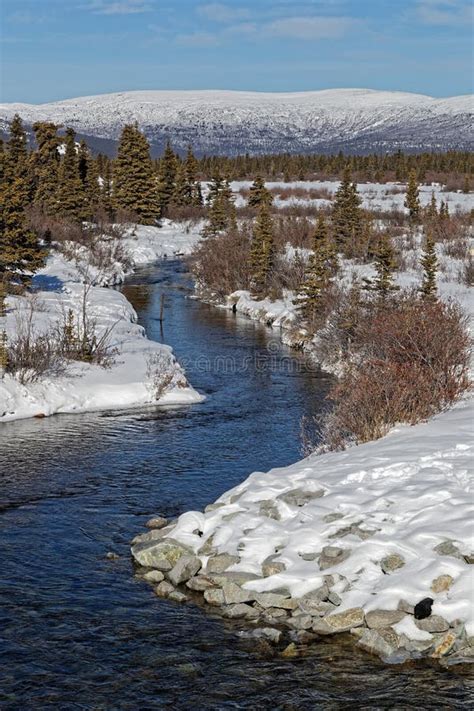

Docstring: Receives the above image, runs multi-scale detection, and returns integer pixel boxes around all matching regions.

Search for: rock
[287,614,313,630]
[168,590,187,603]
[186,575,216,591]
[433,540,463,560]
[206,553,240,574]
[261,607,289,621]
[439,648,474,667]
[415,615,449,633]
[261,555,286,577]
[290,630,316,644]
[222,581,255,605]
[198,535,216,556]
[209,571,261,587]
[312,607,365,635]
[168,555,202,586]
[301,584,330,602]
[298,599,335,617]
[281,643,298,658]
[222,603,260,619]
[318,546,350,570]
[431,575,454,593]
[277,488,324,507]
[239,627,282,644]
[131,529,166,545]
[414,598,434,620]
[323,513,345,523]
[145,516,168,530]
[204,503,225,513]
[365,610,406,629]
[254,593,298,610]
[203,587,225,606]
[463,553,474,564]
[259,500,281,520]
[351,525,376,541]
[399,634,433,654]
[299,552,318,561]
[380,554,405,574]
[431,631,457,658]
[397,599,415,615]
[105,551,119,560]
[327,591,342,606]
[155,581,175,598]
[131,539,191,570]
[143,570,165,583]
[357,629,399,659]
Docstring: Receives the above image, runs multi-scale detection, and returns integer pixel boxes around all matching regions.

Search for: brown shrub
[189,226,252,299]
[318,292,471,449]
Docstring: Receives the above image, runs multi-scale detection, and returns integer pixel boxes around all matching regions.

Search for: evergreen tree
[404,170,421,223]
[426,191,438,220]
[203,178,236,237]
[439,200,450,220]
[206,173,224,205]
[184,145,203,206]
[250,202,274,294]
[171,160,191,207]
[419,232,438,300]
[156,140,177,217]
[113,124,159,224]
[332,166,362,253]
[248,175,273,208]
[1,116,44,286]
[294,215,336,327]
[363,234,399,300]
[57,128,87,222]
[32,122,60,215]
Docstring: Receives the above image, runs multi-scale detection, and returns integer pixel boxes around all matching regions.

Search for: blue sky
[1,0,472,103]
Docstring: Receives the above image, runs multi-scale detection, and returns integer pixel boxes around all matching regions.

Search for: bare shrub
[146,351,175,399]
[459,255,474,287]
[166,205,206,222]
[189,226,252,298]
[319,292,471,449]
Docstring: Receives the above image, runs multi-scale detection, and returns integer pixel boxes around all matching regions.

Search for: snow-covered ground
[0,223,202,423]
[231,180,473,214]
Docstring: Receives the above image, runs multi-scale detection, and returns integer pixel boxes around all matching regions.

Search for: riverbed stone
[168,590,187,603]
[206,553,240,574]
[203,587,225,606]
[399,634,433,654]
[143,570,165,583]
[261,555,286,577]
[299,552,318,561]
[277,488,324,507]
[319,546,350,570]
[431,574,454,593]
[415,615,449,633]
[365,610,406,629]
[298,599,335,617]
[168,555,202,586]
[312,607,365,635]
[145,516,168,530]
[323,513,345,523]
[186,575,217,591]
[259,500,281,520]
[287,613,313,630]
[397,599,415,614]
[131,528,167,545]
[208,571,261,587]
[357,629,399,659]
[431,631,457,658]
[155,581,175,598]
[204,503,226,513]
[198,535,216,556]
[131,538,192,570]
[222,581,255,605]
[261,607,289,622]
[222,603,260,620]
[327,591,342,606]
[254,593,298,610]
[433,540,463,560]
[380,554,405,574]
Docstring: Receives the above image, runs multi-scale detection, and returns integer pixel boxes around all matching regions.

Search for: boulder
[168,555,202,586]
[206,553,240,574]
[204,587,225,606]
[318,547,350,570]
[168,590,187,603]
[209,571,261,587]
[433,540,463,560]
[415,615,449,633]
[155,581,175,598]
[254,593,298,610]
[365,610,406,629]
[143,570,165,583]
[431,631,457,658]
[222,603,260,619]
[380,553,405,574]
[261,555,286,577]
[277,488,324,507]
[287,613,313,630]
[259,500,281,520]
[397,599,415,615]
[145,516,168,530]
[298,599,335,617]
[131,538,191,570]
[186,575,217,591]
[431,575,454,593]
[312,607,365,635]
[222,581,255,605]
[357,629,399,659]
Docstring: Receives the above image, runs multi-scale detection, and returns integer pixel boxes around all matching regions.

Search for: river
[0,260,471,709]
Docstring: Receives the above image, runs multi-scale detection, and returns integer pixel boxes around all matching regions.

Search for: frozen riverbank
[0,223,203,422]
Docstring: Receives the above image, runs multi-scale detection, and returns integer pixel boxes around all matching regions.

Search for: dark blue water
[0,261,471,709]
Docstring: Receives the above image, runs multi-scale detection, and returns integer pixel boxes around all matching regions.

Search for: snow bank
[0,223,203,423]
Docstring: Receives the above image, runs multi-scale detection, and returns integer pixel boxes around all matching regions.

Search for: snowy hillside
[1,89,472,155]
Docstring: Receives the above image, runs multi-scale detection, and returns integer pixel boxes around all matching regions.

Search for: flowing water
[0,261,472,709]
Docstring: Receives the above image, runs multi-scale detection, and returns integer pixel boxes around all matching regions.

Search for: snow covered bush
[319,292,471,449]
[146,351,175,399]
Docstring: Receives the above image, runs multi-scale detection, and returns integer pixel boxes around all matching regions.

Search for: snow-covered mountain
[1,89,472,155]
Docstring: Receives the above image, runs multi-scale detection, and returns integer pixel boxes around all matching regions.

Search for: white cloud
[176,31,220,47]
[264,16,357,40]
[197,3,251,23]
[84,1,152,15]
[416,0,472,26]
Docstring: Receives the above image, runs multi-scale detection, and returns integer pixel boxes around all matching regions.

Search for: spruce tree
[332,166,362,254]
[32,122,60,215]
[248,175,273,208]
[363,234,399,300]
[419,231,438,300]
[171,161,191,207]
[1,116,44,286]
[439,200,450,220]
[206,173,224,205]
[113,124,159,223]
[404,170,421,223]
[156,140,177,217]
[184,145,203,206]
[203,178,236,237]
[250,202,274,295]
[57,128,87,222]
[426,191,438,220]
